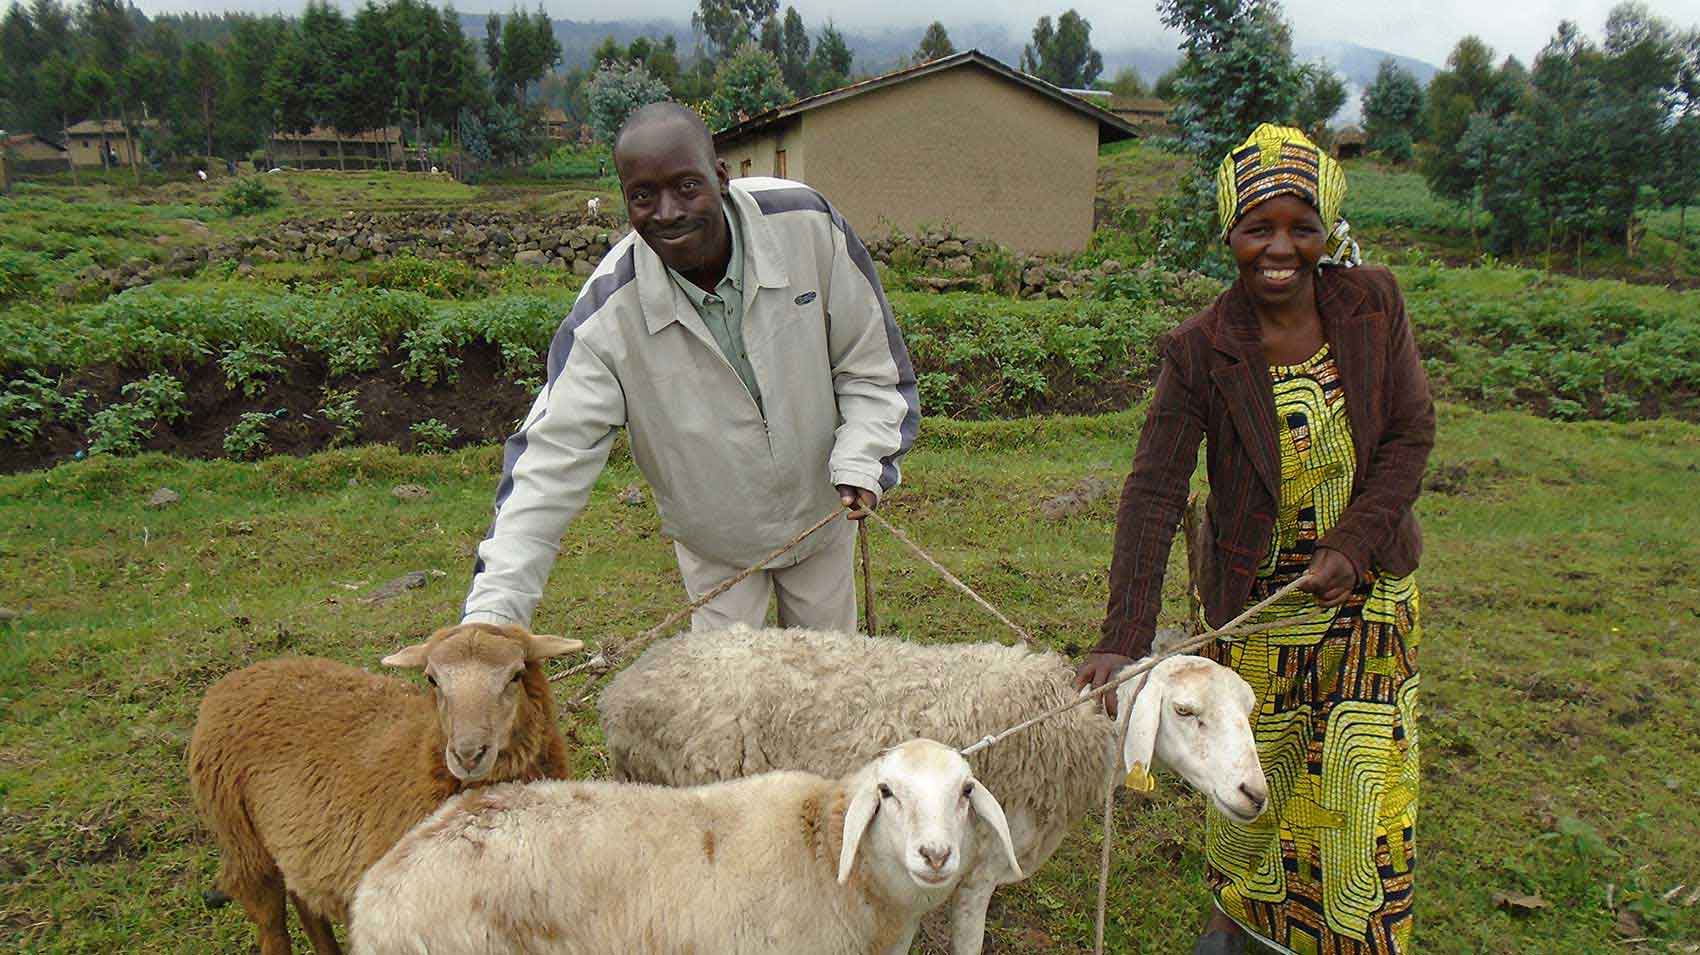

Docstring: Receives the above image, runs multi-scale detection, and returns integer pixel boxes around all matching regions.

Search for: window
[774,149,787,178]
[739,158,751,177]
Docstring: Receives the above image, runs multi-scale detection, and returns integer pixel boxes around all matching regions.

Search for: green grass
[1,406,1696,953]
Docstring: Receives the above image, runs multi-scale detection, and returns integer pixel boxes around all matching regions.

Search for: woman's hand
[1298,548,1358,607]
[1075,652,1135,719]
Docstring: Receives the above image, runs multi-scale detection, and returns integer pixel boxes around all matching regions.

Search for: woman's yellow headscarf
[1215,123,1359,266]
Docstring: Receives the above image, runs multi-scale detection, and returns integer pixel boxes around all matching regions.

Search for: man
[460,102,918,633]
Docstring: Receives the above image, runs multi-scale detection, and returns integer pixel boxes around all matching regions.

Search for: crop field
[2,155,1698,954]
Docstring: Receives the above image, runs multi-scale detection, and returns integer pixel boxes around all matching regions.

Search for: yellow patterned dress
[1203,345,1421,955]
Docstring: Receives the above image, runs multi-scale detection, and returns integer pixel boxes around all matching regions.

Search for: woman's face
[1226,194,1327,310]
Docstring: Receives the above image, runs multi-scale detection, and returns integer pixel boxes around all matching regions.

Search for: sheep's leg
[291,893,343,955]
[232,872,292,955]
[948,875,999,955]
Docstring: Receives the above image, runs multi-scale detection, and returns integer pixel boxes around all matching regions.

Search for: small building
[541,107,573,144]
[2,132,71,176]
[65,119,157,167]
[1106,98,1174,135]
[713,50,1140,254]
[1333,127,1367,160]
[269,126,404,168]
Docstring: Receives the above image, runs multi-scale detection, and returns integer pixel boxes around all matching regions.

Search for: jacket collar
[637,183,790,336]
[1207,267,1374,501]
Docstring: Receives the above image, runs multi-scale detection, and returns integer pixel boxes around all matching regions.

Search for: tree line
[1152,0,1700,266]
[0,0,571,178]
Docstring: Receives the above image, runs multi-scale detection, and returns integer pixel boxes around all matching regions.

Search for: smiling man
[459,102,919,633]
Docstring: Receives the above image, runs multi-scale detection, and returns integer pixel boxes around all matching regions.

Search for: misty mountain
[460,12,1437,109]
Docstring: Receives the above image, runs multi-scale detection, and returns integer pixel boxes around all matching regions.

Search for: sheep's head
[1114,655,1267,824]
[382,623,583,782]
[837,739,1022,894]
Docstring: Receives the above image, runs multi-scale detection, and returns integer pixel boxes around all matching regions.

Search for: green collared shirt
[668,205,761,411]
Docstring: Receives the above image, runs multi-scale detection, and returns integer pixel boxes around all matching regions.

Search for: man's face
[615,122,732,274]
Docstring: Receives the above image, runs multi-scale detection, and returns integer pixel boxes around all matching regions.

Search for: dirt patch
[6,341,534,473]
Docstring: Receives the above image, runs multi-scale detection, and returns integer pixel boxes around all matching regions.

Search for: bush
[219,342,287,397]
[217,178,281,217]
[319,387,363,447]
[87,373,188,456]
[408,417,458,453]
[363,255,485,298]
[527,145,612,180]
[0,371,88,443]
[223,411,275,460]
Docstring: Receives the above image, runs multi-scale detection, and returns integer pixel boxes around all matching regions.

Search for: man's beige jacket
[461,178,919,627]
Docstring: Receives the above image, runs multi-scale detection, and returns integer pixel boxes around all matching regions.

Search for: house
[1106,97,1174,135]
[65,119,158,167]
[541,107,573,144]
[1,132,70,175]
[713,50,1140,254]
[1333,127,1367,160]
[268,126,404,168]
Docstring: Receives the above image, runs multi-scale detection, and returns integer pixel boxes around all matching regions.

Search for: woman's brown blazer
[1096,265,1436,658]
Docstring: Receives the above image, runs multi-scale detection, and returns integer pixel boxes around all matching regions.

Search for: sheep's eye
[509,670,524,684]
[961,783,974,799]
[426,674,438,687]
[1173,703,1196,718]
[878,783,893,800]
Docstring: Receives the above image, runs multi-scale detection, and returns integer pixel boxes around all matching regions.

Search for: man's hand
[1075,652,1135,719]
[1297,548,1358,607]
[837,484,878,520]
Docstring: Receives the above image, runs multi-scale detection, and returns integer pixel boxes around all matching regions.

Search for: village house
[268,126,405,168]
[713,50,1140,254]
[1333,127,1367,159]
[541,107,573,144]
[1,132,69,173]
[64,119,158,167]
[1106,97,1175,136]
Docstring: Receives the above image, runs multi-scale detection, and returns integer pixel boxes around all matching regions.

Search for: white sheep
[188,622,583,955]
[597,625,1266,955]
[349,738,1022,955]
[586,195,602,216]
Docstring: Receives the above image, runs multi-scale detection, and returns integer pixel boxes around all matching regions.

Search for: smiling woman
[1076,124,1435,955]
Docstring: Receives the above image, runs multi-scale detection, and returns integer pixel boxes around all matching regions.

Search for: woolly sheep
[597,625,1266,955]
[188,622,583,955]
[586,196,602,215]
[349,738,1022,955]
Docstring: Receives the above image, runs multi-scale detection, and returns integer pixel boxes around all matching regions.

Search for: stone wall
[66,210,625,297]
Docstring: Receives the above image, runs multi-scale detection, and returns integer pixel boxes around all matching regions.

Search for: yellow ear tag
[1125,762,1156,793]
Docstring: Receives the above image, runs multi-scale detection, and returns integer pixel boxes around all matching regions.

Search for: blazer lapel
[1316,270,1384,483]
[1209,281,1281,502]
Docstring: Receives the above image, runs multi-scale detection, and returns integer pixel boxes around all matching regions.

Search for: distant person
[1076,124,1434,955]
[459,101,918,634]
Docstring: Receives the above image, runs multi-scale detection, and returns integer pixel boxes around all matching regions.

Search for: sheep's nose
[918,846,952,871]
[456,743,490,766]
[1239,781,1268,812]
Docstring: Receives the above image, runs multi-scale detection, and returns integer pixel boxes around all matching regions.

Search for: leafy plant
[0,371,88,443]
[223,411,275,460]
[219,342,287,397]
[87,373,189,457]
[408,417,458,453]
[217,178,282,217]
[318,387,363,447]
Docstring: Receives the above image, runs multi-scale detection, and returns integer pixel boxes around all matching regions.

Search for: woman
[1077,124,1434,955]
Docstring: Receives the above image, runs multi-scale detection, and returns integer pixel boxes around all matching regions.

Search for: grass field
[2,152,1697,954]
[2,404,1697,953]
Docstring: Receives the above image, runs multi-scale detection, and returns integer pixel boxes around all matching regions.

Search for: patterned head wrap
[1215,123,1359,267]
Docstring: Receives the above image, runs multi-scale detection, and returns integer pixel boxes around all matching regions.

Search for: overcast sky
[124,0,1700,68]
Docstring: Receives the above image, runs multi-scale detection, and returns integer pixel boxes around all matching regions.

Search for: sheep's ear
[525,633,584,660]
[1117,667,1163,793]
[381,642,432,669]
[837,784,881,885]
[968,779,1023,880]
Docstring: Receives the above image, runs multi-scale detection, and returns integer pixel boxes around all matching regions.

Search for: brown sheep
[188,622,583,955]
